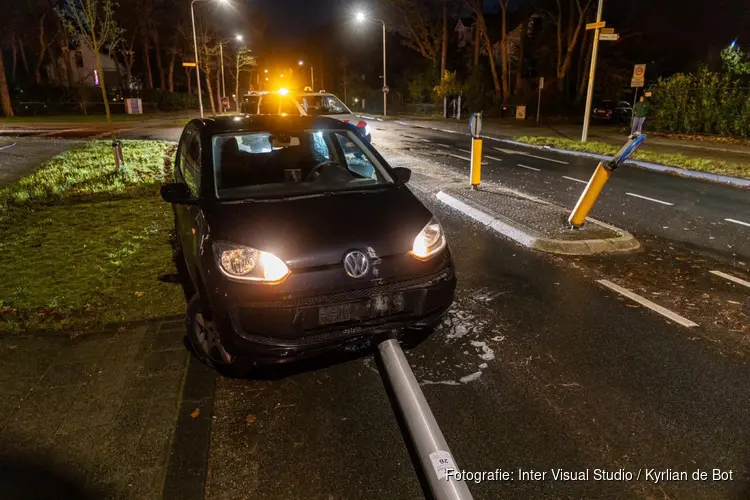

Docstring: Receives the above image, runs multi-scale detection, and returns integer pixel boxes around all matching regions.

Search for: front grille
[245,268,453,309]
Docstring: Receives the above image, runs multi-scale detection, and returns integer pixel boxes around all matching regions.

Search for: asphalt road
[367,121,750,260]
[205,192,749,500]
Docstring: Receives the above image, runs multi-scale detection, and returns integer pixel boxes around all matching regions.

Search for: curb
[394,119,750,188]
[436,190,640,256]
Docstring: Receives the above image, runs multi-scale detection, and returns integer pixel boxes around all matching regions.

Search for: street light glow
[355,12,365,22]
[235,34,244,42]
[298,60,304,66]
[264,69,268,73]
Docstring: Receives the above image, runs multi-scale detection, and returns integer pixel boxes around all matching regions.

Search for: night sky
[259,0,349,44]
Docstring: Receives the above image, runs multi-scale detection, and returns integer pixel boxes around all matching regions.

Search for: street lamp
[191,0,230,118]
[355,12,387,116]
[236,34,244,42]
[298,60,315,90]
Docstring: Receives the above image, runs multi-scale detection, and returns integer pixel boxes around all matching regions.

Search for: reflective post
[469,113,483,189]
[568,134,646,227]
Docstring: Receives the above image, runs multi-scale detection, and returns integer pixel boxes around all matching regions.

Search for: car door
[173,125,204,277]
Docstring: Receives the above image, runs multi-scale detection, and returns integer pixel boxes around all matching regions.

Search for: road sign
[539,76,545,89]
[182,62,197,68]
[599,33,620,41]
[516,106,527,120]
[601,27,615,34]
[383,86,390,93]
[469,113,483,137]
[645,91,653,97]
[586,21,606,30]
[631,64,647,88]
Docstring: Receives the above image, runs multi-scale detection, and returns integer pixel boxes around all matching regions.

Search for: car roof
[195,115,358,135]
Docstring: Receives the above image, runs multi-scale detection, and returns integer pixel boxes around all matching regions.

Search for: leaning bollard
[469,113,483,189]
[568,133,646,227]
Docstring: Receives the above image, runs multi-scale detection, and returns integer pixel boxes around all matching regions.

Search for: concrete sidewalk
[0,318,190,499]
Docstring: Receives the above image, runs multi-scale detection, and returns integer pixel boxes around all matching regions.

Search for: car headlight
[410,218,446,261]
[213,242,290,283]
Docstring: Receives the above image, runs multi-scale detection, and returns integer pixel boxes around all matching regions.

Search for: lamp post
[356,12,387,117]
[190,0,229,119]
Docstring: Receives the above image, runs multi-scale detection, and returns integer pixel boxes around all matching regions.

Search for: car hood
[204,186,432,269]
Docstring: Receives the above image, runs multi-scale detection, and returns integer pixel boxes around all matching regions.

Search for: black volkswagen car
[161,115,456,374]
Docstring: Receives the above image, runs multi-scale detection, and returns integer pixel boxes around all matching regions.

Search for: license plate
[317,293,405,326]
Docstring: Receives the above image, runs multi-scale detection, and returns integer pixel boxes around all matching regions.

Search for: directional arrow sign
[599,33,620,41]
[586,21,606,30]
[601,27,615,34]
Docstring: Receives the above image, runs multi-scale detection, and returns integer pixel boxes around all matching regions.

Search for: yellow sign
[601,27,615,34]
[182,62,197,68]
[586,21,606,30]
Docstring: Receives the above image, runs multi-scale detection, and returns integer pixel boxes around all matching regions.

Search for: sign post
[581,0,605,143]
[630,64,647,130]
[537,77,544,123]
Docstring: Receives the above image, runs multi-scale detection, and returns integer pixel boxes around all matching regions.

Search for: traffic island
[437,185,640,255]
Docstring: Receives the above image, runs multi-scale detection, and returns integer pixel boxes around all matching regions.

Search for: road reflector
[586,21,606,30]
[182,62,197,68]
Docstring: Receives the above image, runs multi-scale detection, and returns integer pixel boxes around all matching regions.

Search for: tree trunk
[515,19,526,95]
[124,36,136,91]
[167,40,177,92]
[576,32,593,103]
[215,60,221,113]
[0,50,14,117]
[11,34,18,82]
[92,40,115,143]
[152,29,166,89]
[205,68,216,115]
[185,67,192,94]
[143,38,154,89]
[19,40,30,78]
[484,33,501,94]
[499,1,510,101]
[59,27,75,88]
[34,14,49,85]
[440,0,447,78]
[235,68,240,112]
[473,22,480,69]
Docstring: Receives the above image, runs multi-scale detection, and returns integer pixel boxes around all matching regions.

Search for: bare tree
[0,48,14,116]
[230,47,255,111]
[388,0,440,68]
[58,0,122,143]
[537,0,592,91]
[466,0,501,93]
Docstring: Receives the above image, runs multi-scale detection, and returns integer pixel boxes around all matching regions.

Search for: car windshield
[296,95,350,115]
[212,129,393,200]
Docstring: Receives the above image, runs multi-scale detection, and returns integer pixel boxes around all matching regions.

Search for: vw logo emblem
[343,251,370,279]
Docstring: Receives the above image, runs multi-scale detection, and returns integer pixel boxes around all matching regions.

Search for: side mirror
[161,183,198,205]
[393,167,411,184]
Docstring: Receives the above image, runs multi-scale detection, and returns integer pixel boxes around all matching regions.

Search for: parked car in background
[241,90,372,142]
[161,115,456,375]
[592,100,632,123]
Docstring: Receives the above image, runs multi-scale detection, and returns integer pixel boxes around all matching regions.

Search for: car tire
[185,294,251,378]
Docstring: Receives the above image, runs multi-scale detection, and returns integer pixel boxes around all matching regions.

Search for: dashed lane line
[436,143,451,148]
[562,176,588,184]
[597,279,699,328]
[485,155,503,162]
[493,146,569,164]
[517,163,540,172]
[447,153,488,165]
[710,270,750,289]
[0,143,17,151]
[725,218,750,228]
[625,193,674,206]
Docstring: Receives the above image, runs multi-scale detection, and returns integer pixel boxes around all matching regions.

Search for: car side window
[333,132,376,179]
[182,132,201,195]
[280,97,301,115]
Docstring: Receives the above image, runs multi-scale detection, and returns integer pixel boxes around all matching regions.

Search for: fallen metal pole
[377,339,474,500]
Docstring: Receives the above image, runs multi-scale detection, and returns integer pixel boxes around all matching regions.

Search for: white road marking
[436,143,451,148]
[493,146,568,164]
[447,153,488,165]
[439,128,461,134]
[597,280,698,328]
[562,176,588,184]
[517,163,540,172]
[625,193,674,206]
[725,218,750,228]
[0,143,17,151]
[710,270,750,289]
[39,128,84,136]
[485,155,503,162]
[458,148,471,154]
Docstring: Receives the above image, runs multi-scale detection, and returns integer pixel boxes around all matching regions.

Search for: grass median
[0,140,185,334]
[515,136,750,180]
